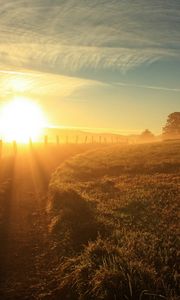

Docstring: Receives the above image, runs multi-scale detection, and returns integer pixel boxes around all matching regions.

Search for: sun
[0,97,46,143]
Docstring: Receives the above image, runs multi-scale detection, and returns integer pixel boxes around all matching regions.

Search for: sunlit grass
[48,141,180,300]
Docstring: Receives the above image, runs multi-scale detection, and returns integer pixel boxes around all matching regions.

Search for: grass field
[48,141,180,300]
[0,142,179,299]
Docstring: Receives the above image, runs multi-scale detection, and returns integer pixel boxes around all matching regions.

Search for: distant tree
[140,129,155,142]
[163,112,180,139]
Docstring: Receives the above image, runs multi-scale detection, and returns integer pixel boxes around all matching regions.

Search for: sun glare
[0,97,46,143]
[10,77,29,92]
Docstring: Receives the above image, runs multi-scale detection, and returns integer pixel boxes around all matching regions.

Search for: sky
[0,0,180,135]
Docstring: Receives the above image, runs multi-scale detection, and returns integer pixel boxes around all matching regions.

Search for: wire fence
[0,135,129,156]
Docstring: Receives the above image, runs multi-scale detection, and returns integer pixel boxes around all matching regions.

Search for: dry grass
[48,141,180,299]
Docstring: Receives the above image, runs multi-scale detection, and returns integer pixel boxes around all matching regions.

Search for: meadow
[0,141,179,300]
[48,141,180,300]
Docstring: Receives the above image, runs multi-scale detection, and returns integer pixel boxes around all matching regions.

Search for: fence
[41,135,129,145]
[0,135,129,157]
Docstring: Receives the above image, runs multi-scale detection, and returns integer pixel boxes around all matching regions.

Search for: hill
[48,141,180,300]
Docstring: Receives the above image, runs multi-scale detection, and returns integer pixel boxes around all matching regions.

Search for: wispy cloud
[0,67,103,99]
[0,69,41,76]
[115,82,180,93]
[0,0,179,75]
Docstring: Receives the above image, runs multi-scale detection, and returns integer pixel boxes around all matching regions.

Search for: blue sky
[0,0,179,134]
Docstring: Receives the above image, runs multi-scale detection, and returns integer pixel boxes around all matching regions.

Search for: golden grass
[48,141,180,299]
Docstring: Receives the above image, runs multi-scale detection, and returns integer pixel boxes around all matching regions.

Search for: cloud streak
[0,69,41,76]
[115,82,180,93]
[0,67,103,100]
[0,0,179,76]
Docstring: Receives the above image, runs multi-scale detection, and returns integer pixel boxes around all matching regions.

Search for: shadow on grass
[48,188,106,251]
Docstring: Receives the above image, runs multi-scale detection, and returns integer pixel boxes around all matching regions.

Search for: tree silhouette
[163,112,180,139]
[140,129,155,141]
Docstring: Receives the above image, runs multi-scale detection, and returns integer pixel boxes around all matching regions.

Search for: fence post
[13,140,17,155]
[29,138,33,149]
[99,136,102,144]
[84,136,87,144]
[76,136,79,144]
[0,140,2,158]
[56,135,60,145]
[91,136,94,144]
[44,135,48,146]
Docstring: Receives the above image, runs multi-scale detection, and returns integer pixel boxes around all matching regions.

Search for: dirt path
[0,145,93,299]
[0,151,49,299]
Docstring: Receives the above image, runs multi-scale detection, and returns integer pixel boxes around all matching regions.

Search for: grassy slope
[49,142,180,300]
